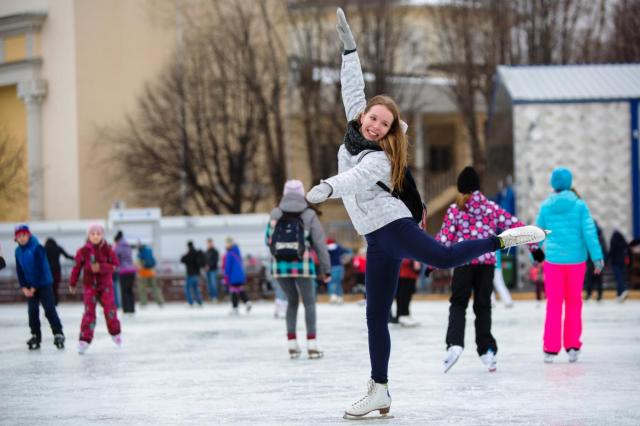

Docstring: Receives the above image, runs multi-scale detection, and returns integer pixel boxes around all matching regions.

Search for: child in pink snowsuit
[69,224,122,354]
[536,168,603,363]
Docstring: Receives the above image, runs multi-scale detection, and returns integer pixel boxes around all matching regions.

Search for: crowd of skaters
[0,8,638,421]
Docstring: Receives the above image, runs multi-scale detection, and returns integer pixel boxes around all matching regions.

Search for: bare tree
[434,0,609,180]
[287,3,347,184]
[606,0,640,62]
[103,0,289,214]
[287,0,425,183]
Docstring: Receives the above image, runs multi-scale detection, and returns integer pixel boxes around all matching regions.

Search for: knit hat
[550,167,572,191]
[283,179,305,197]
[87,223,105,237]
[14,224,31,239]
[457,166,480,194]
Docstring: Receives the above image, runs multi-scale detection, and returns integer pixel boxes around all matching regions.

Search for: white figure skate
[307,339,324,359]
[343,379,393,420]
[443,345,463,373]
[498,226,549,249]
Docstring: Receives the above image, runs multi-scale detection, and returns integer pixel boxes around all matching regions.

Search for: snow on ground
[1,299,638,425]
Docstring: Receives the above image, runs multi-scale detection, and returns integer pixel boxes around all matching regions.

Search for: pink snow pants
[80,283,121,343]
[543,262,586,354]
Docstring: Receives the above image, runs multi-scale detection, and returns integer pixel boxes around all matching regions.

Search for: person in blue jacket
[536,168,603,364]
[14,224,65,350]
[223,237,251,314]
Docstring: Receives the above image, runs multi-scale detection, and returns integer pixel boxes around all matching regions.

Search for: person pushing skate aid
[305,8,548,420]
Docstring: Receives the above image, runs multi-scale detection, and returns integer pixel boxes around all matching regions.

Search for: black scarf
[343,120,382,155]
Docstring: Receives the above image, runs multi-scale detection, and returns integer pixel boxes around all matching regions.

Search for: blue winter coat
[536,190,603,264]
[224,245,246,286]
[15,236,53,288]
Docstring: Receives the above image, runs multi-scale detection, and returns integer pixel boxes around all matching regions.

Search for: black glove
[532,248,545,263]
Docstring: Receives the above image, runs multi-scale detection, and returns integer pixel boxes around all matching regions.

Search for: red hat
[14,224,31,239]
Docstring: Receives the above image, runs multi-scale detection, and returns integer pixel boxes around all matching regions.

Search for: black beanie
[457,166,480,194]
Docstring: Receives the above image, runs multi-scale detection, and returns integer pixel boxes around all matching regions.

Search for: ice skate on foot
[443,345,463,373]
[617,290,629,303]
[112,334,122,347]
[397,316,420,328]
[497,226,548,249]
[307,339,324,359]
[344,379,392,420]
[479,349,497,372]
[543,352,557,363]
[77,341,90,355]
[27,335,41,350]
[245,301,252,313]
[567,348,580,363]
[53,334,65,349]
[288,340,301,359]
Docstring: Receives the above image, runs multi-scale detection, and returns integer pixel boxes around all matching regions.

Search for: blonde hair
[456,193,472,210]
[359,95,407,191]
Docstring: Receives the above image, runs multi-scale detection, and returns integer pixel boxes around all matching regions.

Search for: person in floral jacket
[435,167,543,373]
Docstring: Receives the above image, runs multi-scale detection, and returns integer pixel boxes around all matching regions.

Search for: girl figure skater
[435,166,543,373]
[536,168,603,363]
[305,8,547,419]
[69,224,122,354]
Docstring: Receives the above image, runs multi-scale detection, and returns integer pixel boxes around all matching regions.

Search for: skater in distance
[305,8,548,420]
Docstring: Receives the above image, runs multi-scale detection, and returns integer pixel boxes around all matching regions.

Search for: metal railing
[423,168,458,202]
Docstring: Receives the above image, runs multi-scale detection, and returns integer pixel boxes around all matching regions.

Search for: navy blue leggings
[365,218,499,383]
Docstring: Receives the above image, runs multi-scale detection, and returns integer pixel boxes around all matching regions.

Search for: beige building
[0,0,174,221]
[0,1,484,234]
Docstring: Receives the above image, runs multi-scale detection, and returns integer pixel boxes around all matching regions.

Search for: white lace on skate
[344,379,391,419]
[498,226,549,249]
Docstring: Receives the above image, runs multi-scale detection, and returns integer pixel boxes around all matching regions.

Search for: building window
[429,145,452,172]
[425,123,456,173]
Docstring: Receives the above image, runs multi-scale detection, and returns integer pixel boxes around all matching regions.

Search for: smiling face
[359,104,394,142]
[88,230,103,245]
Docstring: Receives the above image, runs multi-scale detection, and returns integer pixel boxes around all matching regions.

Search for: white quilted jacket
[323,52,411,235]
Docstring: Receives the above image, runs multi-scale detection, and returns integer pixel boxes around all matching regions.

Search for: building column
[18,79,47,220]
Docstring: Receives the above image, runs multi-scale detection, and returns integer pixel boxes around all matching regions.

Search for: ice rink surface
[1,299,638,425]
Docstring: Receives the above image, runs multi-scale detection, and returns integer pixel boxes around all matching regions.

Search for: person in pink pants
[536,168,603,363]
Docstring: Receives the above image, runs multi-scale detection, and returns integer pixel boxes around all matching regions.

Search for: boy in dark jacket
[14,224,65,350]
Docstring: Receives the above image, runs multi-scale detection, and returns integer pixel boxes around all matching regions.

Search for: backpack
[376,168,425,223]
[359,150,425,223]
[269,210,307,261]
[139,246,156,269]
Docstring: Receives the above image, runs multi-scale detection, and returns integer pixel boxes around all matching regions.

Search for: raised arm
[337,8,366,121]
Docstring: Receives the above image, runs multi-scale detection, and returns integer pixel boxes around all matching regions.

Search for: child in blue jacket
[14,225,65,350]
